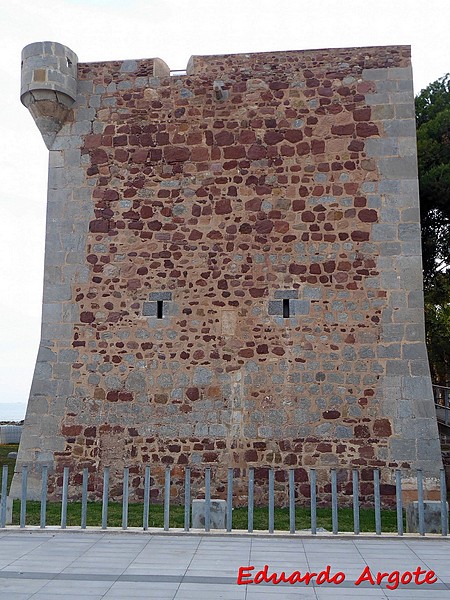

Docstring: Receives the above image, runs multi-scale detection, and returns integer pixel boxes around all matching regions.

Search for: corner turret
[21,41,78,149]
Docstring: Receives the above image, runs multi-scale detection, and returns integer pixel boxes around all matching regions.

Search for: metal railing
[433,384,450,427]
[0,464,448,536]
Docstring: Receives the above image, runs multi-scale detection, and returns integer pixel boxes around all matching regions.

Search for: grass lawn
[0,444,18,493]
[10,501,404,532]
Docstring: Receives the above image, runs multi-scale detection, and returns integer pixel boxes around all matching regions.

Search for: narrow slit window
[283,298,290,318]
[156,300,163,319]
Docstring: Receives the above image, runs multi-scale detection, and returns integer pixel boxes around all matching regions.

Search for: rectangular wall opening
[156,300,163,319]
[283,298,290,318]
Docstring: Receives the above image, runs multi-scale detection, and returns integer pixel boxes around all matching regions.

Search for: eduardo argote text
[237,564,437,590]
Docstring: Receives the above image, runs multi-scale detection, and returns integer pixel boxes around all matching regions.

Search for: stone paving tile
[36,579,115,595]
[383,591,450,598]
[0,578,48,594]
[246,593,317,600]
[315,592,386,599]
[173,583,246,599]
[104,590,176,599]
[31,596,104,600]
[104,579,180,597]
[30,589,104,600]
[245,585,317,595]
[1,532,450,598]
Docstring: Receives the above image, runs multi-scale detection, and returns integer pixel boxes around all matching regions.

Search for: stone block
[399,223,420,241]
[398,138,417,157]
[406,501,448,534]
[268,300,283,315]
[372,224,397,242]
[192,499,227,529]
[362,67,389,80]
[396,103,415,119]
[391,438,417,461]
[409,361,431,377]
[365,138,399,157]
[398,79,414,93]
[274,289,298,299]
[120,60,138,73]
[402,342,428,360]
[149,291,172,301]
[402,376,432,401]
[303,287,322,300]
[142,301,157,317]
[380,242,402,256]
[364,92,389,106]
[382,119,416,138]
[377,344,401,358]
[378,156,418,179]
[387,66,413,80]
[291,300,310,316]
[405,323,425,342]
[417,438,441,461]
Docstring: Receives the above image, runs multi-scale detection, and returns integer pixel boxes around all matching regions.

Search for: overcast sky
[1,0,449,420]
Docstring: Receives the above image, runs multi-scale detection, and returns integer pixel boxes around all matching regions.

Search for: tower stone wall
[12,42,442,505]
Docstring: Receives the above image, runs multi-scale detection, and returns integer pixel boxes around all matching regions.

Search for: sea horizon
[0,402,27,422]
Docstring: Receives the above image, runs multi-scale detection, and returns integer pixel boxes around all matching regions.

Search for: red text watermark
[237,564,437,590]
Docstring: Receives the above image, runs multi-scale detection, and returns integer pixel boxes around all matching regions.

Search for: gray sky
[1,0,449,420]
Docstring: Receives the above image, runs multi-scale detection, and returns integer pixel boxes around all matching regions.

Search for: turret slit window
[268,289,310,320]
[143,291,172,319]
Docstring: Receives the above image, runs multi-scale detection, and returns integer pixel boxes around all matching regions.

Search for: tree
[415,74,450,384]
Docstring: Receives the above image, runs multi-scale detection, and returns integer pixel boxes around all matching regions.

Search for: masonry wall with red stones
[12,44,442,505]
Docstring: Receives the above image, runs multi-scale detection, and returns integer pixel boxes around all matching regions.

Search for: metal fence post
[352,469,360,535]
[81,468,88,530]
[164,467,170,532]
[40,466,48,529]
[122,467,129,530]
[61,466,69,529]
[417,469,425,536]
[248,468,254,533]
[289,468,295,534]
[374,469,381,535]
[331,469,338,535]
[226,468,233,533]
[395,469,403,536]
[20,465,28,529]
[204,467,211,532]
[143,466,150,531]
[310,469,317,535]
[184,467,190,532]
[101,467,109,530]
[0,465,8,528]
[268,469,274,534]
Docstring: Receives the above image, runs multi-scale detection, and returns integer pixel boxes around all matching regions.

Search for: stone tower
[12,41,442,504]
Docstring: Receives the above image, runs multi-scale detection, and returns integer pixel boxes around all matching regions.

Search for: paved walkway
[0,529,449,599]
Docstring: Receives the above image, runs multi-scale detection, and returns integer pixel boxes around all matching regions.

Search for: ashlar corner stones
[11,42,442,505]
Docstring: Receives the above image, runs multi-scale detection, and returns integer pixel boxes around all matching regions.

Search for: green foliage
[416,74,450,285]
[416,74,450,128]
[424,274,450,385]
[0,444,19,493]
[12,500,403,533]
[416,75,450,383]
